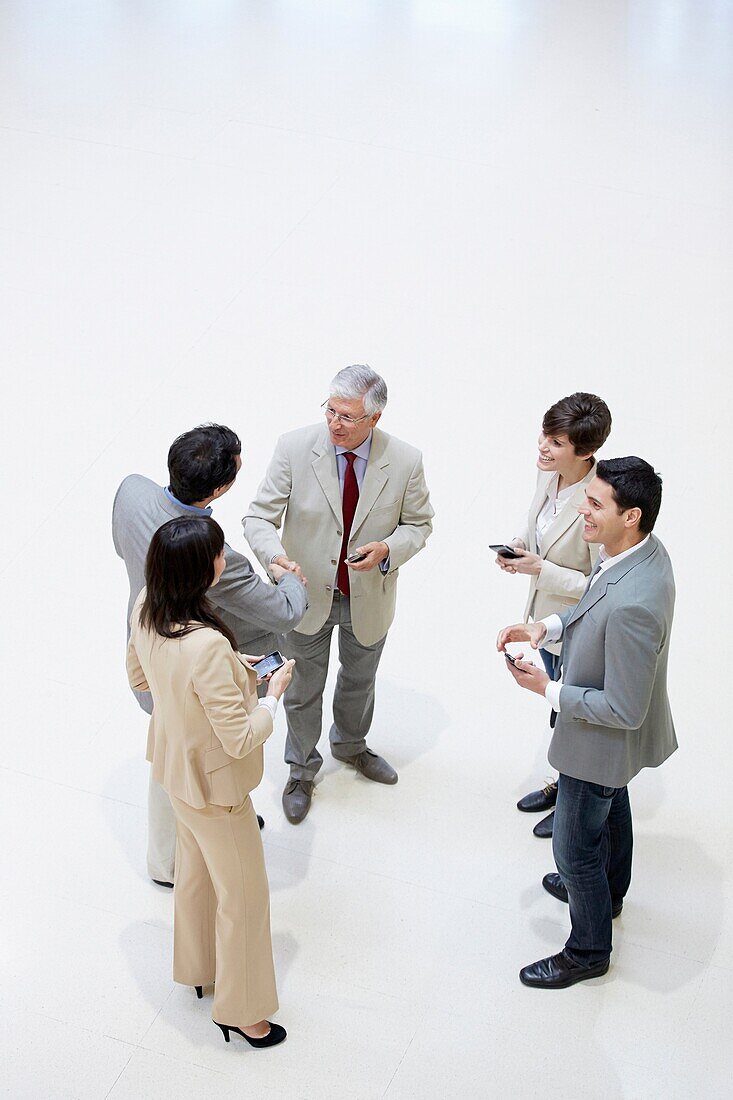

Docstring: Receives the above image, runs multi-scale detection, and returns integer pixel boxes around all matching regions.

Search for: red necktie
[337,452,359,596]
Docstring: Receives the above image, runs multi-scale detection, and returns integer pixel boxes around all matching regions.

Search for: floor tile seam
[277,128,670,201]
[133,987,175,1053]
[0,763,146,809]
[262,836,489,902]
[112,1041,240,1084]
[226,114,382,149]
[381,1023,420,1098]
[16,885,175,930]
[248,173,344,281]
[0,1001,139,1051]
[0,122,209,167]
[103,1047,139,1099]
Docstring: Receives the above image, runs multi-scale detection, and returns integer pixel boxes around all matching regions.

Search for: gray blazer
[112,474,308,714]
[548,534,677,788]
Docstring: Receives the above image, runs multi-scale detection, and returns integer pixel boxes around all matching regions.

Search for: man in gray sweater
[113,424,308,885]
[499,457,676,988]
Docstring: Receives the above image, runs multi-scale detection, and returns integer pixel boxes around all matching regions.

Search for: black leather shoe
[519,950,610,988]
[152,879,174,889]
[517,781,558,813]
[542,872,623,918]
[257,814,265,830]
[533,811,555,838]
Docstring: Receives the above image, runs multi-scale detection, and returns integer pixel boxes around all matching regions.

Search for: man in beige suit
[243,365,434,823]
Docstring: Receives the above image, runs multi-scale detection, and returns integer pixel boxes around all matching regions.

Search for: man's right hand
[496,621,547,651]
[271,555,307,585]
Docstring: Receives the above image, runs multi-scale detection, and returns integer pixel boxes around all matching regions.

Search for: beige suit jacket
[243,424,434,646]
[126,591,272,809]
[517,462,599,654]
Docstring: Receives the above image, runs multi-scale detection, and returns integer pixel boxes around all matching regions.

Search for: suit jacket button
[326,585,332,591]
[337,530,342,536]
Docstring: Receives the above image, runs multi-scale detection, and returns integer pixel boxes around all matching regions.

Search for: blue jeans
[552,774,633,966]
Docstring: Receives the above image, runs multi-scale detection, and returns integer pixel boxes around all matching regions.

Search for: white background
[0,1,730,1097]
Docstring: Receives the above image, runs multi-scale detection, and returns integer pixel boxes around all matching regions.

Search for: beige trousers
[170,793,279,1027]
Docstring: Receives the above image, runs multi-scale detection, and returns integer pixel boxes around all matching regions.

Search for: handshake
[269,542,390,584]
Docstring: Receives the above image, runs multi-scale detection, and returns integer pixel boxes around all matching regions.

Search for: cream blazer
[126,591,272,809]
[517,462,600,654]
[243,424,434,646]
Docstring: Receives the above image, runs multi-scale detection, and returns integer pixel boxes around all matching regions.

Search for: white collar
[598,534,650,570]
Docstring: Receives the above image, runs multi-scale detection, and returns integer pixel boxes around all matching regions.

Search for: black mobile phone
[504,651,519,667]
[490,544,521,560]
[251,651,286,677]
[346,552,368,563]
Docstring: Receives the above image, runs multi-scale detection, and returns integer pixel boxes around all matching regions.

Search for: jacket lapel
[351,429,390,536]
[527,472,554,554]
[565,536,658,628]
[540,462,596,557]
[311,431,343,526]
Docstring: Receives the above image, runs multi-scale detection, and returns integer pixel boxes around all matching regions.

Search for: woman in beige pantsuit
[126,515,294,1048]
[494,392,612,838]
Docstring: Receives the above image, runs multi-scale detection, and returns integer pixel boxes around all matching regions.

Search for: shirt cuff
[545,679,563,713]
[540,614,564,645]
[257,696,278,719]
[379,555,390,574]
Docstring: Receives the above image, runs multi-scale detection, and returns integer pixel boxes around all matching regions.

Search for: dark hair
[542,393,612,455]
[140,516,236,648]
[596,457,663,534]
[168,424,241,505]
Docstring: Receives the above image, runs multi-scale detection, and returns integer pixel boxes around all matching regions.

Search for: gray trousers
[283,592,387,781]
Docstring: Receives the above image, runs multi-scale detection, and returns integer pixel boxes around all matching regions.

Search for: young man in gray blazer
[243,365,434,824]
[498,457,676,988]
[113,424,308,884]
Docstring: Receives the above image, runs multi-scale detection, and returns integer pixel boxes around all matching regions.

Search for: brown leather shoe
[333,748,398,784]
[282,779,314,824]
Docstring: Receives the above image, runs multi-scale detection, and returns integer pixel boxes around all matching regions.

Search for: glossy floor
[1,2,730,1097]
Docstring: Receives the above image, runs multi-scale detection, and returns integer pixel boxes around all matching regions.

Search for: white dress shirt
[535,476,578,548]
[256,695,278,719]
[541,536,651,712]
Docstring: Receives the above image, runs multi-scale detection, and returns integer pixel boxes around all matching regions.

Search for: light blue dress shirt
[164,487,212,516]
[334,432,389,572]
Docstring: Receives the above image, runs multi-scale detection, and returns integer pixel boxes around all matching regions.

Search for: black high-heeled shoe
[214,1021,287,1048]
[195,986,204,999]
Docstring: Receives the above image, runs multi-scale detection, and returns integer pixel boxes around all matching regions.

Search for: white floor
[1,1,731,1097]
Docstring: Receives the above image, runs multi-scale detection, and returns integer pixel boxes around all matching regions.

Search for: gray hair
[329,364,388,416]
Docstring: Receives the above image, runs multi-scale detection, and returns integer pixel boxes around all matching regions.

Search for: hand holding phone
[251,651,286,677]
[490,544,521,560]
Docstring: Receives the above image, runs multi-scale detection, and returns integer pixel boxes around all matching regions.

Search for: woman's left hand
[509,549,543,576]
[243,655,269,684]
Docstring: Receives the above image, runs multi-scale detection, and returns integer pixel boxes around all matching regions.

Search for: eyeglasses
[322,401,370,426]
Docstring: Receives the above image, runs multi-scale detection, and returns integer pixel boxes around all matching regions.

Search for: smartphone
[346,552,368,563]
[490,544,521,560]
[504,651,519,666]
[251,651,286,677]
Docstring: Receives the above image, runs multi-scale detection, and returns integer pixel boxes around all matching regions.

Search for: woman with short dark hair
[127,515,294,1048]
[495,393,612,837]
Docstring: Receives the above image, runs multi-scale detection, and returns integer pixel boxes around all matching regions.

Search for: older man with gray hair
[243,365,434,823]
